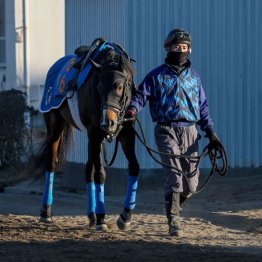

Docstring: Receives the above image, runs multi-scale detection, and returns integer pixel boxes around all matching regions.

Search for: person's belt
[157,120,195,127]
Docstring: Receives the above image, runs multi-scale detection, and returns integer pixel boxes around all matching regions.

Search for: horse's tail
[0,124,74,191]
[0,125,73,190]
[33,123,74,179]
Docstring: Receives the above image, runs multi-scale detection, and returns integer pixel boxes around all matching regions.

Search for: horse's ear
[89,58,102,72]
[130,58,136,63]
[118,55,125,71]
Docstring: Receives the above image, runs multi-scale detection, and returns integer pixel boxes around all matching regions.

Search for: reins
[102,117,228,194]
[102,136,120,166]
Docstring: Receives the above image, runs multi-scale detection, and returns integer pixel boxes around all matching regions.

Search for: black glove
[124,107,137,125]
[206,131,221,148]
[125,109,136,119]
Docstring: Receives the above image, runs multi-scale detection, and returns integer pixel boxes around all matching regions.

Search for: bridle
[99,68,132,140]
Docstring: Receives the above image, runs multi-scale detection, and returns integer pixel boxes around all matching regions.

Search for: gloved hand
[124,107,137,125]
[206,131,221,148]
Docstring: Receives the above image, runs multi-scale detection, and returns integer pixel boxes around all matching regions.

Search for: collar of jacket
[164,59,191,75]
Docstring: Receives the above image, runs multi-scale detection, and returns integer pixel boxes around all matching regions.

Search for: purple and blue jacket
[129,63,214,133]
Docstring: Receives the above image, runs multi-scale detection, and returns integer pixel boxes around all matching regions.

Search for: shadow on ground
[1,239,262,262]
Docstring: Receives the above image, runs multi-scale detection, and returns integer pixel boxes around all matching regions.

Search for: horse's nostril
[109,120,115,127]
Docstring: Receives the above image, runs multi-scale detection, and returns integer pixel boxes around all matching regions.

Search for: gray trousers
[154,123,199,197]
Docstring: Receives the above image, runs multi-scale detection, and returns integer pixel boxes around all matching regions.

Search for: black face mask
[167,51,188,65]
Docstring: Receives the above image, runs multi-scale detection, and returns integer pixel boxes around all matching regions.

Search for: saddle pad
[39,41,128,113]
[39,55,78,112]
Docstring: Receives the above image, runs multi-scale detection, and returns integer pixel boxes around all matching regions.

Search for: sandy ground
[0,168,262,262]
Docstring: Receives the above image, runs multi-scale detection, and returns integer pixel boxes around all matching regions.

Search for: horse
[37,40,140,231]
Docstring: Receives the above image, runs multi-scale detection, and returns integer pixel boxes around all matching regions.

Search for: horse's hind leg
[116,125,140,230]
[40,110,66,222]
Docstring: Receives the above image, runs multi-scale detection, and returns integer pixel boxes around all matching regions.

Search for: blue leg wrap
[42,171,55,206]
[95,183,105,214]
[124,176,138,210]
[86,182,96,215]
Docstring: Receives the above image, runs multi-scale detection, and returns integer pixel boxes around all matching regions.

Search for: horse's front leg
[116,124,140,230]
[86,128,107,230]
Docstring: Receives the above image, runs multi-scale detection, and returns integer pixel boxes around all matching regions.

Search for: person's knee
[189,178,199,193]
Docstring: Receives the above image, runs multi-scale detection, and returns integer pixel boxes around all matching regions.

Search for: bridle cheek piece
[100,70,131,126]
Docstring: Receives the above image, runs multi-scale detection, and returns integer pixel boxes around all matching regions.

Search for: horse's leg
[116,125,140,230]
[86,127,107,230]
[40,110,66,222]
[85,162,96,228]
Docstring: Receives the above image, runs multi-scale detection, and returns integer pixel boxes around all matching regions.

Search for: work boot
[40,205,52,222]
[116,208,132,231]
[88,212,96,229]
[96,214,108,231]
[165,192,182,236]
[180,195,188,212]
[169,217,182,236]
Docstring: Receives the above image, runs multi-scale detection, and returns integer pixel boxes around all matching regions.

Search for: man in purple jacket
[125,29,220,236]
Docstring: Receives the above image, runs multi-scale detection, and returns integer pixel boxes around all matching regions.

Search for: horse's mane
[96,47,135,76]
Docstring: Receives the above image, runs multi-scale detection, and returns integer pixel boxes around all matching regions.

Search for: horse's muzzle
[100,108,118,134]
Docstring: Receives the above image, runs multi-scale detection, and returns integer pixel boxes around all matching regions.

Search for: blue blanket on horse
[40,41,127,112]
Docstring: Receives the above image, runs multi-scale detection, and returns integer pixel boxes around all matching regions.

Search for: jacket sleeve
[129,74,154,113]
[197,80,215,134]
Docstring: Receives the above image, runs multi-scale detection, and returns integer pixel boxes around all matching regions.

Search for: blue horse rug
[39,41,127,113]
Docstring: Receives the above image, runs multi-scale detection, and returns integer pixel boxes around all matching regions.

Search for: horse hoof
[96,223,108,231]
[40,205,52,223]
[89,220,96,229]
[88,213,97,229]
[39,216,52,223]
[116,215,131,231]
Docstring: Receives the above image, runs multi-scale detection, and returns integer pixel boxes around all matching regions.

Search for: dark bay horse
[38,40,140,231]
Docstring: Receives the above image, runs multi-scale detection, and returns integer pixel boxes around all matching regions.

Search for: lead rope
[102,137,119,167]
[131,117,228,194]
[101,117,228,193]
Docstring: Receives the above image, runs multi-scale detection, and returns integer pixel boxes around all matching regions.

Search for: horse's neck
[78,74,101,127]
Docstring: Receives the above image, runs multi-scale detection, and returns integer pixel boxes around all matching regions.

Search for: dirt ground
[0,168,262,262]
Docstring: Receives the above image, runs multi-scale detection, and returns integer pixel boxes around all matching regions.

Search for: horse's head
[90,50,135,136]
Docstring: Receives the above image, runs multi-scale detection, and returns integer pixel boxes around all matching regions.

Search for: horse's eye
[117,83,124,91]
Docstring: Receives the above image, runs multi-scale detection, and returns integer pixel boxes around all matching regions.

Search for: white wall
[28,0,65,85]
[5,0,16,90]
[5,0,65,108]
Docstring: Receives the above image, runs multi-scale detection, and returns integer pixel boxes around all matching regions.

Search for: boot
[180,195,188,212]
[165,192,182,236]
[40,205,52,222]
[116,208,132,231]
